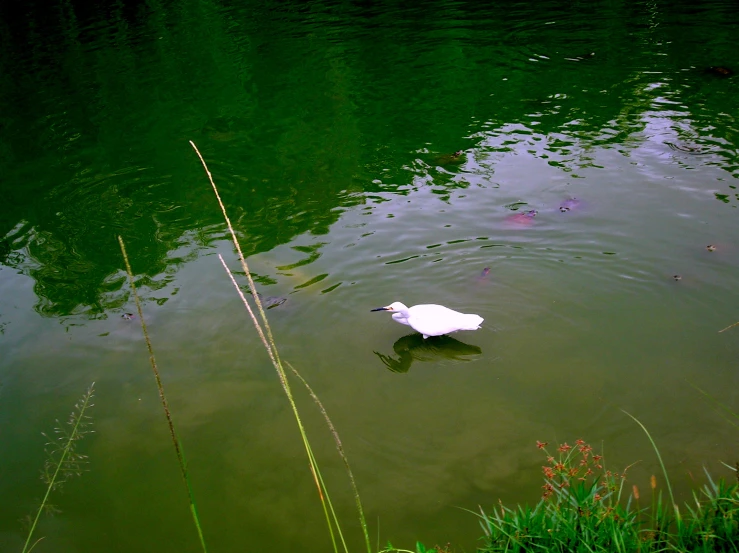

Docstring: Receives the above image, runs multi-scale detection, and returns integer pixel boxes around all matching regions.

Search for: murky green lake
[1,0,738,551]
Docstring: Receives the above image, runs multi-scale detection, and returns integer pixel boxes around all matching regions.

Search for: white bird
[371,301,483,339]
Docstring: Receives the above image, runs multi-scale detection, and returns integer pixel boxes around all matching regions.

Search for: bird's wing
[408,305,482,336]
[406,305,459,337]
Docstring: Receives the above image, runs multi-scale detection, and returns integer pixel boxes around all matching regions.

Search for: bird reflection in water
[374,333,482,373]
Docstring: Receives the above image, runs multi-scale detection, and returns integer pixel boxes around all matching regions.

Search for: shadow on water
[373,333,482,373]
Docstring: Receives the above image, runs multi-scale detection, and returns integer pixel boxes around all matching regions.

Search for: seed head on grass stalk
[190,140,371,553]
[190,139,371,553]
[21,383,95,553]
[476,439,646,553]
[216,253,346,553]
[118,236,208,553]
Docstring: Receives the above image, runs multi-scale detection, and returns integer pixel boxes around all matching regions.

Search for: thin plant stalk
[690,381,739,430]
[622,410,676,508]
[719,321,739,333]
[21,383,95,553]
[286,360,372,553]
[216,254,344,553]
[188,141,277,359]
[193,140,371,553]
[118,236,207,553]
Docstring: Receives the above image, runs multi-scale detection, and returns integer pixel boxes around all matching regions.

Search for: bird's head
[371,301,408,313]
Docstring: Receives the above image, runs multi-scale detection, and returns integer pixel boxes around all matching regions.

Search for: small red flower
[594,493,602,501]
[536,440,549,449]
[558,443,572,452]
[554,462,565,472]
[575,439,585,446]
[592,454,603,462]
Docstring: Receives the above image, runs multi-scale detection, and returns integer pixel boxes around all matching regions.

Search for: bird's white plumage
[375,301,483,339]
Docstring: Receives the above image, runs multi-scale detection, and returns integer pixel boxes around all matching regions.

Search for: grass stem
[21,383,95,553]
[621,410,675,509]
[192,140,372,553]
[118,236,208,553]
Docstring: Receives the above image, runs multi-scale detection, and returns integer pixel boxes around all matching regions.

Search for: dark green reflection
[0,0,737,318]
[374,333,482,373]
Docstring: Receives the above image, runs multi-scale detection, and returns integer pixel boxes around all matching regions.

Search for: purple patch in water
[506,210,538,225]
[559,198,581,212]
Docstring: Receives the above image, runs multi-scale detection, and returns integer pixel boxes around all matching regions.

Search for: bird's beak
[371,306,391,312]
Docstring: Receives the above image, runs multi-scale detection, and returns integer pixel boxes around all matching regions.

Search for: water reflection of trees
[0,0,737,316]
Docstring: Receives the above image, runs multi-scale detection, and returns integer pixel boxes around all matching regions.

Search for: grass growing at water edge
[21,383,95,553]
[474,432,739,553]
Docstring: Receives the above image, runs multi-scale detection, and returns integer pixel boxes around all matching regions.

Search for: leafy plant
[22,383,95,553]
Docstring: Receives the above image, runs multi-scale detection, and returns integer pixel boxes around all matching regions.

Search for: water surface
[1,0,739,551]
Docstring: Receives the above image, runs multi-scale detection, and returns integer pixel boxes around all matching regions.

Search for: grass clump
[479,439,640,553]
[477,438,739,553]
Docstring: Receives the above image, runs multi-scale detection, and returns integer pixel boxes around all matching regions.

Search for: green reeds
[477,434,739,553]
[22,383,95,553]
[478,439,642,553]
[118,237,207,553]
[189,140,371,553]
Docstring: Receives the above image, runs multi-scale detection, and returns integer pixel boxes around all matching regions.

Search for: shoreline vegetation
[19,143,738,552]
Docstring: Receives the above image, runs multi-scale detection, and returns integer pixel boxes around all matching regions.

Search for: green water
[1,0,738,551]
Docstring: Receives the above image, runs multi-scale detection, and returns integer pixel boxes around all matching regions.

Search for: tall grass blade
[621,410,676,509]
[205,176,338,532]
[118,236,208,553]
[689,381,739,430]
[22,383,95,553]
[286,360,372,553]
[216,253,344,553]
[192,139,371,553]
